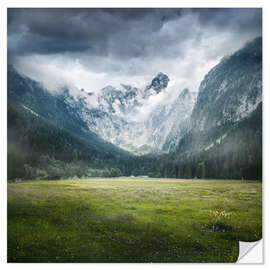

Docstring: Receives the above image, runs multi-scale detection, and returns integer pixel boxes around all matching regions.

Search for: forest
[8,100,262,181]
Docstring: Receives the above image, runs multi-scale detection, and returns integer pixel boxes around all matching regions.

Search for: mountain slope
[191,37,262,131]
[7,66,134,179]
[170,36,262,156]
[8,103,133,179]
[142,88,196,152]
[8,65,131,156]
[136,101,262,180]
[56,72,196,153]
[173,37,262,180]
[135,37,262,180]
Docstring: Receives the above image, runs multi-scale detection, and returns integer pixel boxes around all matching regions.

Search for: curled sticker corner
[237,240,263,263]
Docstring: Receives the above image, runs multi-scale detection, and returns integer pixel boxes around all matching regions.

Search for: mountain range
[7,36,262,180]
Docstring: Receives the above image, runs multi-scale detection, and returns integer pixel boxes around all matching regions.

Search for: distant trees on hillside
[8,102,262,181]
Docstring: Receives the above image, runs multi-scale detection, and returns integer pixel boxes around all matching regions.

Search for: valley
[6,8,263,264]
[7,37,262,181]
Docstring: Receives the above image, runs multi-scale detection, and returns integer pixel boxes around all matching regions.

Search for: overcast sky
[8,8,262,93]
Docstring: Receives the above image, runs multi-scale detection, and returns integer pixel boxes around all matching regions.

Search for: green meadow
[8,178,262,263]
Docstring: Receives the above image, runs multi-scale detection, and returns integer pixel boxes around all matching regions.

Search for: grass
[7,177,262,263]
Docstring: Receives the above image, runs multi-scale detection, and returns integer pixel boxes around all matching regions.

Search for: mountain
[144,72,170,97]
[55,72,195,153]
[7,36,262,180]
[177,37,262,179]
[7,65,133,179]
[136,37,262,180]
[59,84,145,152]
[176,36,262,156]
[8,65,91,137]
[191,37,262,131]
[144,88,197,152]
[98,84,142,114]
[87,72,173,152]
[7,104,124,179]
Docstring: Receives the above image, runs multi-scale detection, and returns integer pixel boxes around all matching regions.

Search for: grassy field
[8,177,262,263]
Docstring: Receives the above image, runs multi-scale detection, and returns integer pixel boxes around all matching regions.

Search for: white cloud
[12,10,261,108]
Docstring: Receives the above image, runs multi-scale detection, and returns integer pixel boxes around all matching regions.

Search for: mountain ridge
[7,36,262,180]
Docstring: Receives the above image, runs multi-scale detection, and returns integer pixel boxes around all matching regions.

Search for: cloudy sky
[8,8,262,94]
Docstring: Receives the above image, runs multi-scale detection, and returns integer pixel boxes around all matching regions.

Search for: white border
[0,0,266,8]
[1,1,269,269]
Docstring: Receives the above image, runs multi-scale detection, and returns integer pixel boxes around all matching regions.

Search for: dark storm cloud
[8,8,262,94]
[194,8,262,32]
[8,8,261,60]
[7,8,184,58]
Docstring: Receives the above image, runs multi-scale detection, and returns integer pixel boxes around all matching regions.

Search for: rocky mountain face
[144,72,170,98]
[173,36,262,171]
[53,72,196,153]
[191,37,262,132]
[162,89,197,152]
[8,37,262,158]
[144,88,196,152]
[7,65,133,163]
[147,37,262,180]
[8,65,90,137]
[8,66,194,154]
